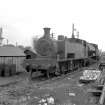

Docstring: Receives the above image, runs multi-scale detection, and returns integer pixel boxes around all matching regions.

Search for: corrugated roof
[0,46,26,56]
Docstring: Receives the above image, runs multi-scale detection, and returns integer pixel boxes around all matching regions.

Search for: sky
[0,0,105,50]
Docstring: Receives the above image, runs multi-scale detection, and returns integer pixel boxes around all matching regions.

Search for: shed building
[0,46,26,76]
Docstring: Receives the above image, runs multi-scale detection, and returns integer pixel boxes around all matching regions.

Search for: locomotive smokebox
[43,28,51,38]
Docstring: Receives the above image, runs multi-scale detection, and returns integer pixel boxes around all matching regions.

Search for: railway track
[34,70,82,87]
[32,63,98,87]
[0,63,98,89]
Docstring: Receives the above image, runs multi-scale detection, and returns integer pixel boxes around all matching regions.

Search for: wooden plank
[99,83,105,104]
[87,88,102,93]
[92,84,104,88]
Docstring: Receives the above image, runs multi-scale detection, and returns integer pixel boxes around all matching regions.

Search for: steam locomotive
[24,26,99,78]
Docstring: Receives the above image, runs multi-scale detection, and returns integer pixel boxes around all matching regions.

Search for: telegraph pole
[0,28,4,46]
[72,24,76,38]
[77,31,79,38]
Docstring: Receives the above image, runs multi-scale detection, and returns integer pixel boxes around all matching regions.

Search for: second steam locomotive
[24,26,99,78]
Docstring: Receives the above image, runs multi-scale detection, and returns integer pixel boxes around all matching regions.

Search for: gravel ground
[0,63,99,105]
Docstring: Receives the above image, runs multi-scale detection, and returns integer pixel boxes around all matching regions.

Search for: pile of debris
[0,85,56,105]
[79,69,101,83]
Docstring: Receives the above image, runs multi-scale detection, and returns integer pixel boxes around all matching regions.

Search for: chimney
[0,28,4,45]
[43,28,51,38]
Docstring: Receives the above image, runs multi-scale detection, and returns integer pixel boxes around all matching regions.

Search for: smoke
[32,36,39,50]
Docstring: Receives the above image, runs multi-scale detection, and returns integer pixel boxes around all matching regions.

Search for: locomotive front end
[35,28,57,57]
[29,28,58,78]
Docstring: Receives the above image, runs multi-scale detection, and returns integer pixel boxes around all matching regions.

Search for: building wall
[15,57,26,72]
[0,56,25,72]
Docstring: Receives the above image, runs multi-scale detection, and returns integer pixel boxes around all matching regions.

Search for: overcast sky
[0,0,105,50]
